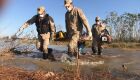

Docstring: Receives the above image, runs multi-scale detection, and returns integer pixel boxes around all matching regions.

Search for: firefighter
[16,6,56,61]
[64,0,92,58]
[91,16,106,55]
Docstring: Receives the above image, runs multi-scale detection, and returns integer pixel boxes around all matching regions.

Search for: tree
[104,12,140,42]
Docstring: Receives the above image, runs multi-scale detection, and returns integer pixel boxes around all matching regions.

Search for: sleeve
[26,15,37,25]
[65,13,70,38]
[49,16,56,40]
[49,16,55,33]
[19,15,37,31]
[77,8,91,33]
[91,25,94,35]
[105,29,110,35]
[91,24,96,37]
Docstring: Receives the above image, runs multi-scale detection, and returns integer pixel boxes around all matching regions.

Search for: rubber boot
[43,53,48,59]
[92,47,97,55]
[47,48,56,61]
[98,46,102,56]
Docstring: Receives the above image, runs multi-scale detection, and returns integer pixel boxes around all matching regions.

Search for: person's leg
[36,34,43,52]
[92,39,97,55]
[42,33,55,61]
[48,48,56,61]
[68,33,79,58]
[42,40,49,59]
[97,42,103,55]
[41,33,50,59]
[81,44,85,54]
[79,44,85,55]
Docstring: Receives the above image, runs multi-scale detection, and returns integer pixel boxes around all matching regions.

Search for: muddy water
[0,42,140,79]
[104,49,140,74]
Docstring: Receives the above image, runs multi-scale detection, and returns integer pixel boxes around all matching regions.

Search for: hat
[64,0,72,6]
[37,6,45,13]
[95,16,100,21]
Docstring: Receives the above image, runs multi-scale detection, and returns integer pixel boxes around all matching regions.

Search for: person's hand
[19,23,27,32]
[18,23,28,33]
[88,31,92,40]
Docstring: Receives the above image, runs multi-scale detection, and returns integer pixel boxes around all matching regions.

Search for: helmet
[64,0,73,6]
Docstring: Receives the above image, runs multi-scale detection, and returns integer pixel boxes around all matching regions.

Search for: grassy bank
[108,42,140,48]
[43,40,140,49]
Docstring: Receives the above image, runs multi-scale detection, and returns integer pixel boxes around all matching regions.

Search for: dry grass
[84,41,140,49]
[108,42,140,49]
[0,66,59,80]
[0,65,120,80]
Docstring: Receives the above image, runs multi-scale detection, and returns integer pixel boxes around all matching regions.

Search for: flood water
[0,40,140,79]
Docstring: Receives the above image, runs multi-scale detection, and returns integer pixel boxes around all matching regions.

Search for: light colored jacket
[65,7,91,38]
[92,23,105,39]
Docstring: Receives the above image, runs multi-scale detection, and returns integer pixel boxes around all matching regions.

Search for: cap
[37,6,45,14]
[64,0,72,6]
[95,16,100,21]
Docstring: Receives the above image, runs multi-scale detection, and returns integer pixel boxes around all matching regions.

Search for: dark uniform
[24,14,55,59]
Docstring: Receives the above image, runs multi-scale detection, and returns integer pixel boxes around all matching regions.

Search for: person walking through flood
[91,16,106,56]
[64,0,92,59]
[16,6,56,61]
